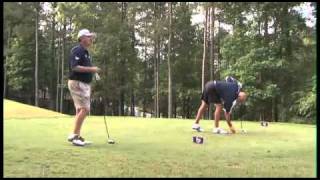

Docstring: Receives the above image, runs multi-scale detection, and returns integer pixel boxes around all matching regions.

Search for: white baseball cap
[77,29,96,39]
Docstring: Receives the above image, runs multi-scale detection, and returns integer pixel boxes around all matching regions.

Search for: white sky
[191,2,316,28]
[293,2,316,27]
[42,2,316,28]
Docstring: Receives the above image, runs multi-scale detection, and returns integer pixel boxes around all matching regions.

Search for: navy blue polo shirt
[68,44,93,83]
[214,80,241,113]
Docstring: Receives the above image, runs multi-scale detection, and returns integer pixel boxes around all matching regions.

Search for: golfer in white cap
[67,29,100,146]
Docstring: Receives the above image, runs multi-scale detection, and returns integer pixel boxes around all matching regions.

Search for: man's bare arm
[225,112,232,127]
[225,111,236,133]
[72,65,100,73]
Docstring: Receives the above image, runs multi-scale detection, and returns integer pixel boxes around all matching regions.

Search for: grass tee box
[3,100,316,177]
[4,99,68,119]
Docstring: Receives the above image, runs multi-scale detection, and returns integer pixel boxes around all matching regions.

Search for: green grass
[3,100,317,177]
[3,99,67,119]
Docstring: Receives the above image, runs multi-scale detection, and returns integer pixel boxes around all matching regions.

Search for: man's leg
[195,100,208,124]
[225,111,232,127]
[212,104,229,134]
[192,100,208,132]
[224,111,236,133]
[214,104,222,128]
[71,108,80,135]
[73,107,89,135]
[76,108,80,116]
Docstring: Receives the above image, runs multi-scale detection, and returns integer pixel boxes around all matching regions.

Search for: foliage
[3,2,316,123]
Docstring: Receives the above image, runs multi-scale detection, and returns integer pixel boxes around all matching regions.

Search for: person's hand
[95,73,101,81]
[229,126,236,134]
[92,67,101,73]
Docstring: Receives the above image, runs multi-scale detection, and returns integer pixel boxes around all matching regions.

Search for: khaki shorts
[68,80,91,111]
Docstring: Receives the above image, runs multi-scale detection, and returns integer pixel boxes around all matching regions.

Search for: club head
[261,121,269,127]
[241,129,247,134]
[108,139,115,144]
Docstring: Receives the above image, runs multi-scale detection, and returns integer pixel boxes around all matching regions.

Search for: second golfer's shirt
[69,44,93,83]
[215,80,241,113]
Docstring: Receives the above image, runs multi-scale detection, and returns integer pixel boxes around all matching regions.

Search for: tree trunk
[173,96,177,118]
[119,86,125,116]
[201,6,208,92]
[204,6,210,119]
[216,19,221,80]
[258,15,261,35]
[4,27,11,98]
[186,96,191,119]
[50,2,56,110]
[153,2,160,118]
[60,20,66,113]
[56,26,60,112]
[209,4,215,120]
[273,97,279,122]
[167,2,172,118]
[156,38,160,118]
[142,98,146,117]
[121,2,127,21]
[284,6,291,61]
[119,2,127,116]
[210,5,215,80]
[157,4,160,118]
[3,57,6,98]
[264,12,269,45]
[154,36,157,117]
[153,2,156,118]
[35,3,39,107]
[143,26,148,118]
[130,90,135,116]
[182,97,186,118]
[118,96,122,116]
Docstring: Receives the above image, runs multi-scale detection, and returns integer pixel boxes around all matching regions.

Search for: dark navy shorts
[201,81,222,105]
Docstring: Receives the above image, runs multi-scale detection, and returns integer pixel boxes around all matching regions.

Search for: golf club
[261,121,268,127]
[240,118,247,134]
[99,55,115,144]
[103,97,115,144]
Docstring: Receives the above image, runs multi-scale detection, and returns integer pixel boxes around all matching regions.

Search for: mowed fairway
[3,100,316,177]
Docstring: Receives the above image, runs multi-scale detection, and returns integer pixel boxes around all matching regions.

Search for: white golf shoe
[67,134,92,146]
[67,134,78,142]
[212,127,228,134]
[192,124,204,132]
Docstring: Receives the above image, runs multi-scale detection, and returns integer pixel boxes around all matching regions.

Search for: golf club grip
[103,97,110,139]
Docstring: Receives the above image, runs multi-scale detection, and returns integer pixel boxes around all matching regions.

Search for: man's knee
[79,107,90,114]
[200,101,208,109]
[214,104,222,112]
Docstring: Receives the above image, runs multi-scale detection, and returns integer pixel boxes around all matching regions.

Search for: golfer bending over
[67,29,101,146]
[192,76,247,134]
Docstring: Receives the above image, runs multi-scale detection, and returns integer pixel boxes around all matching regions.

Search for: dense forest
[3,2,316,123]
